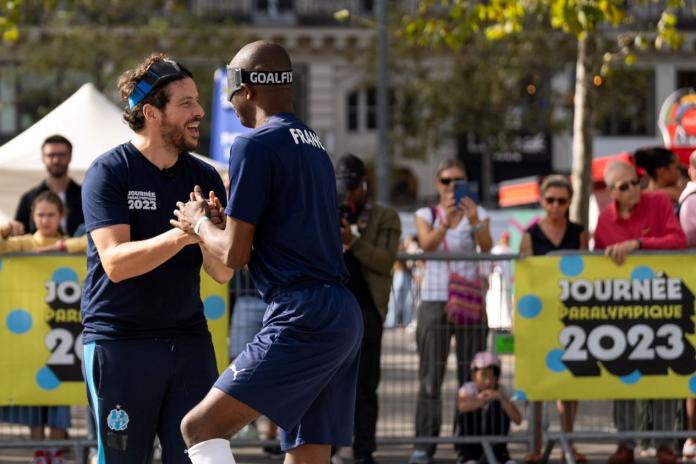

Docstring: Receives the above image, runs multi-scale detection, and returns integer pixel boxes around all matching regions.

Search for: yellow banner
[515,254,696,400]
[0,255,229,405]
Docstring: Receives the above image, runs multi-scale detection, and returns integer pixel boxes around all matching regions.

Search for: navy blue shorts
[83,334,218,464]
[215,282,363,451]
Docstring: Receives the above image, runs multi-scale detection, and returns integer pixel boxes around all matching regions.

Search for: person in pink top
[679,151,696,247]
[596,160,686,464]
[678,151,696,459]
[594,160,686,265]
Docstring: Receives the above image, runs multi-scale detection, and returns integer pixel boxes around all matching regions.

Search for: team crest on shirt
[127,190,157,211]
[107,405,130,431]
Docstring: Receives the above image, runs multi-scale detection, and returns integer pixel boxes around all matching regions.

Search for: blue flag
[210,68,251,163]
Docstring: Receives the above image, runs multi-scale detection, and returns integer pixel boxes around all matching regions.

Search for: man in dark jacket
[336,153,401,464]
[15,134,83,236]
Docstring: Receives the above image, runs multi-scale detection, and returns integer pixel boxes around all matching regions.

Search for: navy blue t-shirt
[81,142,227,342]
[225,113,348,301]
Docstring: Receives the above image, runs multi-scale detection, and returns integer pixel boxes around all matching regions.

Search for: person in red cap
[454,352,521,464]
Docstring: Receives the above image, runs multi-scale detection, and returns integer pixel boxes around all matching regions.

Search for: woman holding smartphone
[409,159,492,464]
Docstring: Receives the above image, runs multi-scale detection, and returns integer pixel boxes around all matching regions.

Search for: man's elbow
[103,262,125,283]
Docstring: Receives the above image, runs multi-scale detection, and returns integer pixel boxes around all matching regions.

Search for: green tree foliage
[402,0,685,224]
[1,1,243,153]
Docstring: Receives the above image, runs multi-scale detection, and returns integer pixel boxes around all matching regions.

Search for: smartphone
[454,180,479,204]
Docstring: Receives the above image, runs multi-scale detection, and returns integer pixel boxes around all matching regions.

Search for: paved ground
[0,327,679,463]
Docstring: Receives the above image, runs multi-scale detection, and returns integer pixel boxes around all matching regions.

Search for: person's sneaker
[50,449,66,464]
[655,446,677,464]
[608,445,635,464]
[33,450,50,464]
[684,439,696,461]
[409,450,432,464]
[640,447,657,458]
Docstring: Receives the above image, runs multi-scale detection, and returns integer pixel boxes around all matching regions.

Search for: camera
[339,203,357,225]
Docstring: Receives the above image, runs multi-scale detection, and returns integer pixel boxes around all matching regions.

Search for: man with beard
[14,134,83,236]
[172,41,362,464]
[80,54,233,464]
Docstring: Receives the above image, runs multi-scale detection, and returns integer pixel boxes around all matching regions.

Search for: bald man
[597,163,686,464]
[595,160,686,265]
[172,41,363,464]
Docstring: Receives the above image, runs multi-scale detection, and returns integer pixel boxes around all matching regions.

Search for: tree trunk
[569,33,595,227]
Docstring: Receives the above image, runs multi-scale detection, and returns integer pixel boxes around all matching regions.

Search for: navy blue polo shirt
[225,113,348,301]
[81,142,227,342]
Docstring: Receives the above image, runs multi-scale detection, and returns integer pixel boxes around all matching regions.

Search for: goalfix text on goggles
[127,59,193,109]
[226,66,293,101]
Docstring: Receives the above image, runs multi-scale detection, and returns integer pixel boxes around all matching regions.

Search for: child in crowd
[455,351,522,464]
[0,191,86,464]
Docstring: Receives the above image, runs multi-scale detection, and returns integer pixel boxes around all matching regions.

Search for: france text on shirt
[289,128,325,150]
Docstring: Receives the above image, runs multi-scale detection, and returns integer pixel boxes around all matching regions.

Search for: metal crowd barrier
[2,251,695,463]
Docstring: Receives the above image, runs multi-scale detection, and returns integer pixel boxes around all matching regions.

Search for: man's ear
[142,103,160,123]
[243,84,255,100]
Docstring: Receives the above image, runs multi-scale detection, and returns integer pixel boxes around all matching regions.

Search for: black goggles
[226,66,293,101]
[128,59,192,109]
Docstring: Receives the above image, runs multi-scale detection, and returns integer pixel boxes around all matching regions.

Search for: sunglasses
[439,177,466,186]
[614,179,639,192]
[544,196,569,206]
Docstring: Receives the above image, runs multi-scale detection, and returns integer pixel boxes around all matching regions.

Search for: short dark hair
[633,147,676,179]
[117,53,190,131]
[41,135,72,155]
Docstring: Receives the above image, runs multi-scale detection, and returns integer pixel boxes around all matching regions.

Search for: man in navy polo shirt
[81,54,233,464]
[171,41,363,464]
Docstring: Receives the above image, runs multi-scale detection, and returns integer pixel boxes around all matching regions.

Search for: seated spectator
[0,191,86,254]
[454,351,521,464]
[0,191,86,464]
[633,147,684,204]
[596,161,686,464]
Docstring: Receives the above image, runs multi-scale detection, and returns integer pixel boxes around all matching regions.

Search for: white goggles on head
[225,66,293,101]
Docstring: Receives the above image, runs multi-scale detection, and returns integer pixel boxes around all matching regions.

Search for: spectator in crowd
[0,191,86,254]
[679,150,696,459]
[335,153,401,464]
[519,175,589,463]
[679,150,696,247]
[455,352,521,464]
[595,160,686,264]
[633,146,684,204]
[410,159,492,464]
[15,135,84,237]
[386,235,416,329]
[596,161,686,464]
[0,191,86,464]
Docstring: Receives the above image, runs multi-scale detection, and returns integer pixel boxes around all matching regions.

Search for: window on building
[366,87,377,129]
[594,69,655,136]
[347,91,359,131]
[677,70,696,89]
[255,0,294,13]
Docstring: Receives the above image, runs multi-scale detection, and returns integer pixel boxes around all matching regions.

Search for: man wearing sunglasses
[595,160,686,266]
[596,162,686,464]
[172,41,362,464]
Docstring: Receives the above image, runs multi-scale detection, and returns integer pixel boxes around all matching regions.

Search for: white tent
[0,83,226,221]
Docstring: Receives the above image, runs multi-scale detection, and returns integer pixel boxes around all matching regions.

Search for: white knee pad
[187,438,236,464]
